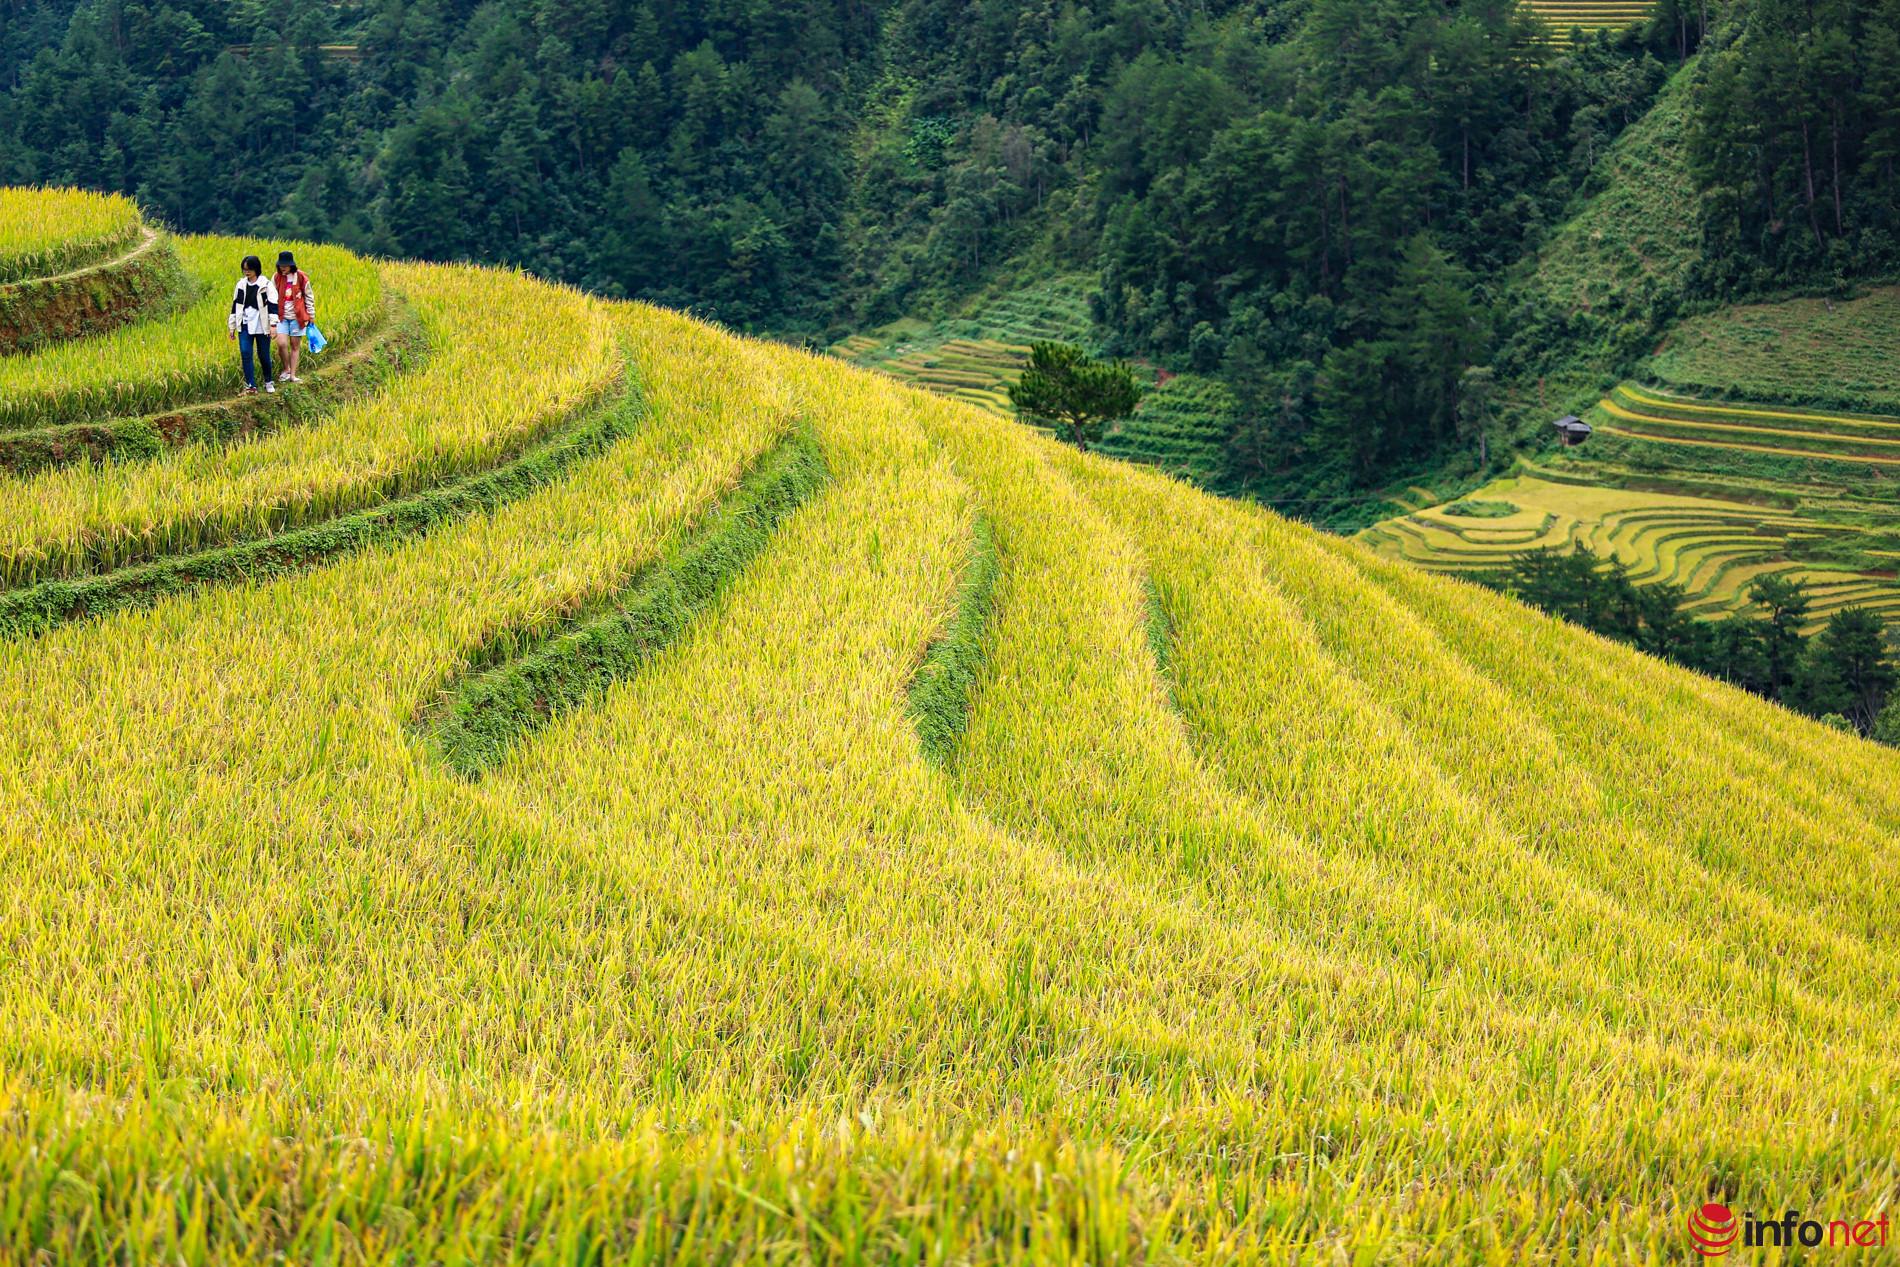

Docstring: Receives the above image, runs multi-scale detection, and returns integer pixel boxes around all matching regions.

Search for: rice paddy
[1359,469,1900,629]
[2,189,1897,1263]
[832,277,1097,415]
[1522,0,1654,38]
[0,261,615,586]
[1096,373,1235,484]
[834,279,1232,484]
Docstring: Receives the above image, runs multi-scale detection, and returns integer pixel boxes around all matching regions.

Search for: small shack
[1552,414,1593,447]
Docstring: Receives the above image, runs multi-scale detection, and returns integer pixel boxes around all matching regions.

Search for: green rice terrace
[830,276,1096,415]
[832,277,1233,483]
[1362,289,1900,633]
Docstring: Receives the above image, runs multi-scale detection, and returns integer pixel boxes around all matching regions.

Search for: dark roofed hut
[1552,414,1593,447]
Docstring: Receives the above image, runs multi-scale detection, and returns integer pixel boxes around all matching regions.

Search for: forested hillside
[5,0,1898,503]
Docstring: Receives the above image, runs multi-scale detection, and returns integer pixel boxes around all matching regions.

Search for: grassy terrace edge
[0,298,428,477]
[413,425,828,776]
[1144,578,1178,706]
[0,230,186,355]
[907,514,1000,767]
[0,382,641,641]
[0,217,143,288]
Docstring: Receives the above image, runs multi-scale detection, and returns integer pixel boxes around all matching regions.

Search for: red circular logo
[1689,1203,1738,1256]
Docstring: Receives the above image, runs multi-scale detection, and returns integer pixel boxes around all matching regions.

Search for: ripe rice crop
[1524,0,1654,39]
[0,187,143,284]
[0,235,383,433]
[1602,385,1900,462]
[1360,464,1900,631]
[0,261,616,586]
[0,240,1896,1262]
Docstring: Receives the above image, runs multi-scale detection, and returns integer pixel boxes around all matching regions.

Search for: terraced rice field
[1360,471,1900,630]
[0,261,607,586]
[835,280,1236,485]
[1600,383,1900,469]
[1366,352,1900,632]
[1523,0,1654,38]
[5,188,1899,1262]
[1097,372,1234,484]
[0,235,385,434]
[831,276,1098,417]
[861,334,1029,413]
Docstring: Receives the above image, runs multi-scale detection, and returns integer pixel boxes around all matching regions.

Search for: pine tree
[1009,343,1144,451]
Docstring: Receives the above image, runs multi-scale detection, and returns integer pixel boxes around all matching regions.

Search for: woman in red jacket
[272,250,316,384]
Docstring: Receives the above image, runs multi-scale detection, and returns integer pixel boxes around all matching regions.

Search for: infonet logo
[1688,1202,1890,1256]
[1688,1204,1738,1256]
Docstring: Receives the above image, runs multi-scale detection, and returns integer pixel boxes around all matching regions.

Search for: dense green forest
[3,0,1898,497]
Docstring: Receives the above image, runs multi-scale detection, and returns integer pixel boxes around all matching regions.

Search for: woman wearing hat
[271,249,317,385]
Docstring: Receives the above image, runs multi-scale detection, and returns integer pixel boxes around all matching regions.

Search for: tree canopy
[1008,341,1142,451]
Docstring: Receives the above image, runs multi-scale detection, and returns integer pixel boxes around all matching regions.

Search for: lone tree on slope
[1009,341,1143,451]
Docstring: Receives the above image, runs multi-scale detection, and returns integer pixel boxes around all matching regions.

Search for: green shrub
[1444,499,1519,518]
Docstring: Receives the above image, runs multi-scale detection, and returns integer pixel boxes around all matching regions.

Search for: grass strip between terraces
[1143,577,1177,704]
[0,382,640,641]
[906,514,999,767]
[0,229,187,355]
[0,297,426,476]
[417,425,828,776]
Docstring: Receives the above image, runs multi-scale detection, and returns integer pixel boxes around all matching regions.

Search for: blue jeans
[238,332,273,388]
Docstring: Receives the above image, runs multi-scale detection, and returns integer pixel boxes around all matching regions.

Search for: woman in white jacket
[227,254,278,394]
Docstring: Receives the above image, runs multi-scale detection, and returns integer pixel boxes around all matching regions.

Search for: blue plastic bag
[305,323,327,354]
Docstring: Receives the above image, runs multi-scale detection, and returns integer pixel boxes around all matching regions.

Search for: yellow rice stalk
[0,186,143,284]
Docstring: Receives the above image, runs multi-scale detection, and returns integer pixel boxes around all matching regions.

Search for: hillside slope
[1367,60,1900,634]
[2,195,1898,1262]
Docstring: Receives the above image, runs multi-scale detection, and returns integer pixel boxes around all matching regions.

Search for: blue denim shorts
[279,318,308,338]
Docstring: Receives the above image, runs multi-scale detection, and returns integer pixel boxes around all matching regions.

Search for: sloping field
[1648,286,1900,415]
[4,192,1899,1261]
[1505,59,1698,415]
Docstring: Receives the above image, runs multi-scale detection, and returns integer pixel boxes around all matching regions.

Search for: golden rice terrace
[1,187,1896,1264]
[1523,0,1655,38]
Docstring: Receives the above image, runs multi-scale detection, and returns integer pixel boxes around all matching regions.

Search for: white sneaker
[265,381,276,394]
